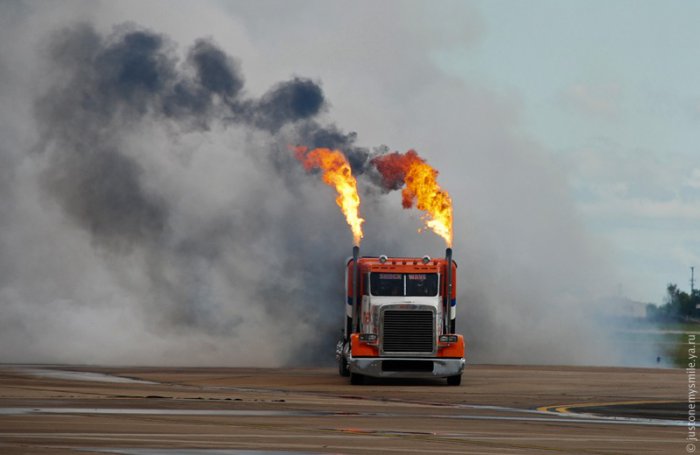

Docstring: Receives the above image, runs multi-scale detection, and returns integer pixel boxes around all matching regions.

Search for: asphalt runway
[0,364,688,454]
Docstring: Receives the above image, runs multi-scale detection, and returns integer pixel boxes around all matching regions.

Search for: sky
[437,0,700,302]
[0,0,692,367]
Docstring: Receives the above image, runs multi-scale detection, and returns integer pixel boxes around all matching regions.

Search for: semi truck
[336,247,466,385]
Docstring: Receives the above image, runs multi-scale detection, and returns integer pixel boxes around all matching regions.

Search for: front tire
[447,374,462,386]
[338,356,350,377]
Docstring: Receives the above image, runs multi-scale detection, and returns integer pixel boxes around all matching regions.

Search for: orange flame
[371,150,453,246]
[294,146,364,245]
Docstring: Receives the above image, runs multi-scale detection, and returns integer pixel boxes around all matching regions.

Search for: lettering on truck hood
[368,296,440,306]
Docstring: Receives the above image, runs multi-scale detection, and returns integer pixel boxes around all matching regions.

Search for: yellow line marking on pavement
[537,400,679,414]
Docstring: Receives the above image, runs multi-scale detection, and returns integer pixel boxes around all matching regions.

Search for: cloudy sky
[0,0,694,366]
[446,0,700,302]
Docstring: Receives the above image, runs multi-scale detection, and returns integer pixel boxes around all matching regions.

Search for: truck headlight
[359,333,377,343]
[439,335,458,343]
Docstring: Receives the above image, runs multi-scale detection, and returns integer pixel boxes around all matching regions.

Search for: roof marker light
[379,255,388,264]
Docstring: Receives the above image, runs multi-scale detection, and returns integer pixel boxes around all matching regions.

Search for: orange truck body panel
[437,335,465,358]
[350,333,379,357]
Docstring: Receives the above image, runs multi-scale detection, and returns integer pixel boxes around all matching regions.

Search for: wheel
[447,374,462,386]
[350,372,364,385]
[338,356,350,377]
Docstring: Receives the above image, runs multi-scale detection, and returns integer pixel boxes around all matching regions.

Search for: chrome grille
[382,310,434,353]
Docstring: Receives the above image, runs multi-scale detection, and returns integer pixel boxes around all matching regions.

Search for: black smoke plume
[36,24,335,248]
[27,22,384,365]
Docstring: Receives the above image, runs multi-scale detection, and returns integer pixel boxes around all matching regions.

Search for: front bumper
[347,355,465,379]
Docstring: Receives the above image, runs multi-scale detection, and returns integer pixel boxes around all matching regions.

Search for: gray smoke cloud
[16,21,373,365]
[0,1,651,368]
[0,7,375,364]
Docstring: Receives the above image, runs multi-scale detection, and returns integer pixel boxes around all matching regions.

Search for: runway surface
[0,364,687,454]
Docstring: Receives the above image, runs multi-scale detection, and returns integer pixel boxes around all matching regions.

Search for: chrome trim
[347,355,465,379]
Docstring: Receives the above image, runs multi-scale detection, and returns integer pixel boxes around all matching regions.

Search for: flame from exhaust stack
[294,146,364,245]
[371,149,453,246]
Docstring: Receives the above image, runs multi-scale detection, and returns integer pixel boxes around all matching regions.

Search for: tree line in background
[646,284,700,321]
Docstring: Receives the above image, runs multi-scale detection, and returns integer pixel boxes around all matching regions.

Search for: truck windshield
[370,273,438,297]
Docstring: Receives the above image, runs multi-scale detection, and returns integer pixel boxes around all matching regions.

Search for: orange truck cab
[336,247,466,385]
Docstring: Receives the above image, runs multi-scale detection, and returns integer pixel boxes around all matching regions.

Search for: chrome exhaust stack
[351,245,360,333]
[444,247,453,333]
